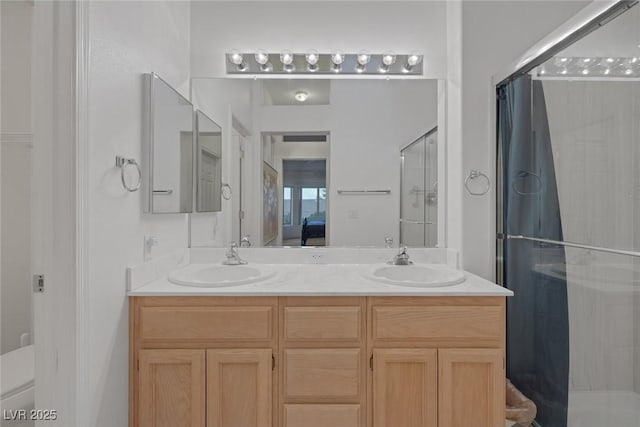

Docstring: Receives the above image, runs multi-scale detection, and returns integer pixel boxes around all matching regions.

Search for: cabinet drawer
[139,306,274,342]
[372,305,503,346]
[284,306,361,342]
[284,404,361,427]
[283,349,361,401]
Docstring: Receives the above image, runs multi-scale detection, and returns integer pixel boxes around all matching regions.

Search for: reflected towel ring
[115,156,142,192]
[513,170,542,195]
[464,170,490,196]
[221,182,232,200]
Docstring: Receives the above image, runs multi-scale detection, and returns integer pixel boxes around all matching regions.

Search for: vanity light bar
[225,52,423,76]
[537,56,640,78]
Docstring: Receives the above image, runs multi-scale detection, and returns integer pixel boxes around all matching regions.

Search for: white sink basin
[366,264,465,287]
[169,264,276,287]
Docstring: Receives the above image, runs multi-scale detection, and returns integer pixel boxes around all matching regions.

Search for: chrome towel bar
[507,235,640,258]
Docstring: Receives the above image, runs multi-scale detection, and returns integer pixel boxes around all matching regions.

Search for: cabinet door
[207,349,272,427]
[438,349,504,427]
[372,349,438,427]
[138,349,206,427]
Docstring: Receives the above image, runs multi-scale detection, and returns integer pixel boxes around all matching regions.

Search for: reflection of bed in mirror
[301,216,326,246]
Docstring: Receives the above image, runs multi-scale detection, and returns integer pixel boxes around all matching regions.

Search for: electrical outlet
[144,235,159,261]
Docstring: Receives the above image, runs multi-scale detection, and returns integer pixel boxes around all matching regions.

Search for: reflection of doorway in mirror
[262,132,330,247]
[282,160,327,246]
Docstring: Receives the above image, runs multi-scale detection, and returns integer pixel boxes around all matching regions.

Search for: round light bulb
[625,68,633,75]
[581,69,589,75]
[407,54,422,67]
[357,52,371,66]
[280,50,294,65]
[306,50,319,66]
[331,52,345,65]
[382,53,396,66]
[606,57,615,63]
[294,91,309,102]
[255,50,269,65]
[229,50,244,65]
[560,68,568,75]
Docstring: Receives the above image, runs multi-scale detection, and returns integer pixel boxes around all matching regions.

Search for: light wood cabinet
[130,296,505,427]
[372,349,438,427]
[138,349,206,427]
[207,349,272,427]
[438,349,504,427]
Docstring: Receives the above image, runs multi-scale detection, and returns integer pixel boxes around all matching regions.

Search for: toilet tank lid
[1,345,34,398]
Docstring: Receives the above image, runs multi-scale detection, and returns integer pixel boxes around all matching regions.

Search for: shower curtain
[499,75,569,427]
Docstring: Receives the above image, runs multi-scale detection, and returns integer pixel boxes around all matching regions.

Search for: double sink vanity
[127,247,511,427]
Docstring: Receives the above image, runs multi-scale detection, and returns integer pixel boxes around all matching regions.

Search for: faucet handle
[229,241,238,249]
[240,235,252,248]
[384,236,394,248]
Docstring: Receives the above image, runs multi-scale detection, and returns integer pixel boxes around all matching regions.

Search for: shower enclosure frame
[399,126,438,247]
[494,0,639,285]
[494,1,640,426]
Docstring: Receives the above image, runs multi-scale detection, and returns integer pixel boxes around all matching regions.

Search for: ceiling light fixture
[294,91,309,102]
[380,52,396,72]
[404,53,423,72]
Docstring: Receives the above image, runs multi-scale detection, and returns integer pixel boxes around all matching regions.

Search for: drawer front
[283,349,361,401]
[372,305,503,346]
[284,404,361,427]
[284,306,361,342]
[139,306,273,342]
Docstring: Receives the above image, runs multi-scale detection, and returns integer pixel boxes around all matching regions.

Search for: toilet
[1,345,34,426]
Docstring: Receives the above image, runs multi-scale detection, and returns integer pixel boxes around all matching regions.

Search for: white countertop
[128,256,512,297]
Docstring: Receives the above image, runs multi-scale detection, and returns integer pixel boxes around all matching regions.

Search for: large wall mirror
[144,73,194,213]
[190,78,443,248]
[195,110,222,212]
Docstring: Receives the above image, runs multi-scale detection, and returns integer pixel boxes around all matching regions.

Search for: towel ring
[221,183,232,200]
[115,156,142,192]
[513,171,542,195]
[465,170,490,196]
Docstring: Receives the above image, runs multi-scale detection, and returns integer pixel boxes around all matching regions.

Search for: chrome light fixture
[356,51,371,73]
[404,53,423,72]
[380,52,396,72]
[225,51,424,75]
[306,49,320,72]
[331,51,345,72]
[229,50,248,72]
[280,50,295,72]
[255,50,272,72]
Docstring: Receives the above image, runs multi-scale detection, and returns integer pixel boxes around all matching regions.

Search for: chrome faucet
[240,235,252,248]
[223,241,247,265]
[384,236,394,248]
[391,246,412,266]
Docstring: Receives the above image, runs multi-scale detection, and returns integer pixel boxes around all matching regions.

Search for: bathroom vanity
[127,249,511,427]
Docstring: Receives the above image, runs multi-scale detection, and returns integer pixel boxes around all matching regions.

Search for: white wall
[460,0,590,279]
[191,1,447,79]
[1,0,33,354]
[543,80,638,393]
[86,2,191,426]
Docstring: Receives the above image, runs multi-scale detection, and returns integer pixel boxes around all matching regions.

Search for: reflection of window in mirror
[283,187,292,226]
[300,188,326,222]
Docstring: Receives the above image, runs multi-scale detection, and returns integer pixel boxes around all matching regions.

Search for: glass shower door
[400,128,437,247]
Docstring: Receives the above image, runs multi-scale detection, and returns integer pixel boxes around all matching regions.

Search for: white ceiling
[263,80,331,105]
